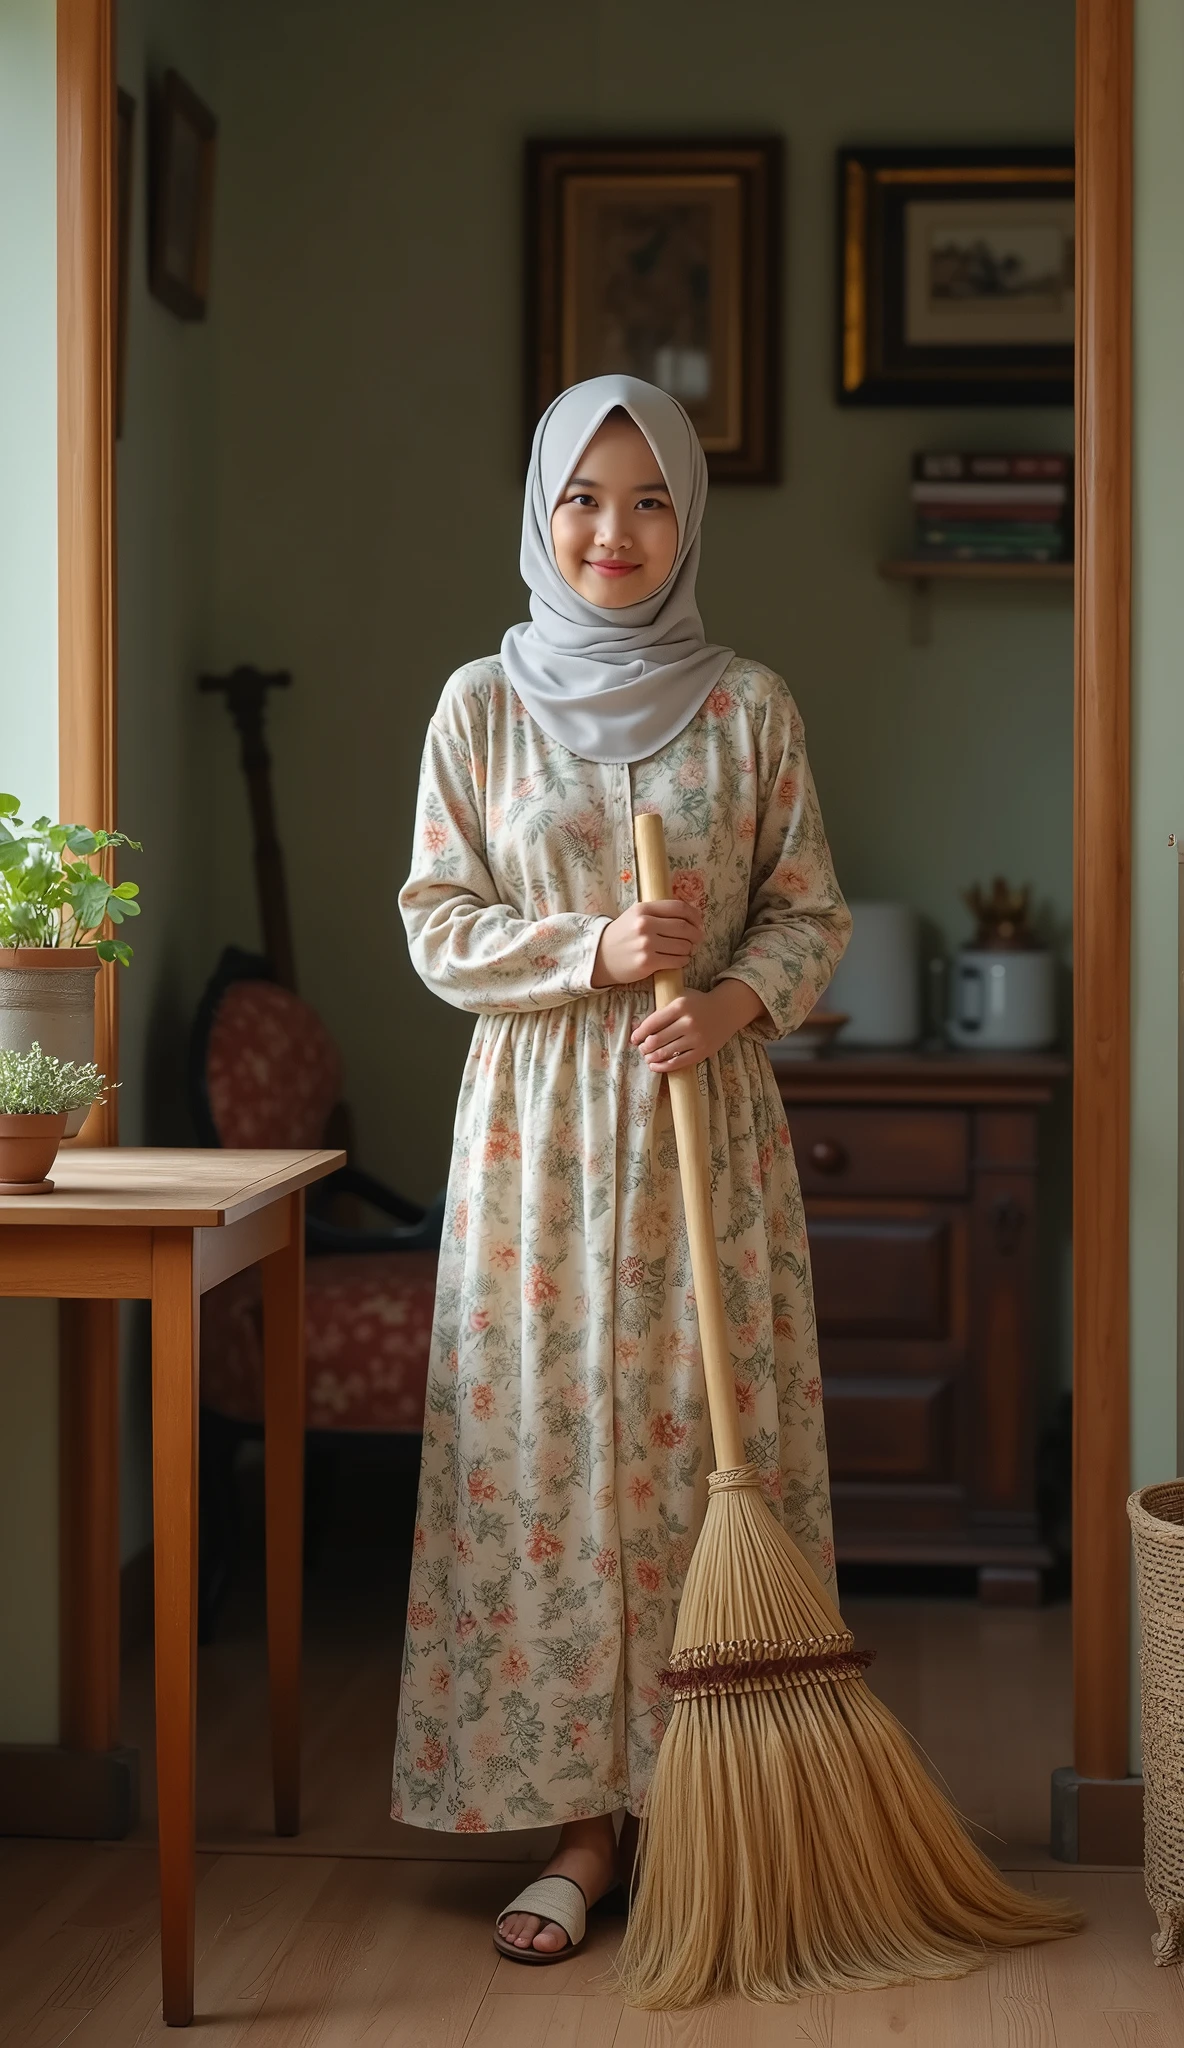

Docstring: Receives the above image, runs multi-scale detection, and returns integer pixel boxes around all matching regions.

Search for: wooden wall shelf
[879,558,1074,583]
[878,557,1074,643]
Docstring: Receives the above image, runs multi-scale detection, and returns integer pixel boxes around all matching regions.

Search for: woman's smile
[586,557,639,579]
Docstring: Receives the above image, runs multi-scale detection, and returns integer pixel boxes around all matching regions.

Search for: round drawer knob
[809,1138,848,1174]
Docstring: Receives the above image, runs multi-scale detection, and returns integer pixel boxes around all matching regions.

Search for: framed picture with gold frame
[837,145,1074,406]
[526,138,781,482]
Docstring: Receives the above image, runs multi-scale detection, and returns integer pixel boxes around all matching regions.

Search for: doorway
[57,0,1132,1870]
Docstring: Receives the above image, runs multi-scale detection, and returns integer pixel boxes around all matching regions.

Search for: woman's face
[550,413,679,608]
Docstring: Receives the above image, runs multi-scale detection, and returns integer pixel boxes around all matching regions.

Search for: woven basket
[1129,1479,1184,1964]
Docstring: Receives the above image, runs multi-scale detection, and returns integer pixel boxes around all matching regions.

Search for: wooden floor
[0,1845,1176,2046]
[3,1537,1177,2043]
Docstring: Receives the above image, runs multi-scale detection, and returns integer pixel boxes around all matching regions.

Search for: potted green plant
[0,1043,112,1194]
[0,796,141,1135]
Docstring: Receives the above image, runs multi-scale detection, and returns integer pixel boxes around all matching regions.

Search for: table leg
[262,1189,306,1836]
[150,1230,200,2028]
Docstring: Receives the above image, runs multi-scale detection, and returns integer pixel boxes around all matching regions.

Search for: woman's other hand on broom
[631,978,769,1070]
[590,899,703,988]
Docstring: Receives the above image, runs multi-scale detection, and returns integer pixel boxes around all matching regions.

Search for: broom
[617,813,1082,2008]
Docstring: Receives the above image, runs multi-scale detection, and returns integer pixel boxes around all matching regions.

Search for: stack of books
[911,453,1072,564]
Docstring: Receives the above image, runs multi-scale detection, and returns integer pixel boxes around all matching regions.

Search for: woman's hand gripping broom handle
[633,813,746,1473]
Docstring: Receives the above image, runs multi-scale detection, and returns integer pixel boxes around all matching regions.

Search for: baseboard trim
[0,1550,149,1838]
[0,1743,139,1838]
[120,1542,153,1652]
[1050,1766,1144,1865]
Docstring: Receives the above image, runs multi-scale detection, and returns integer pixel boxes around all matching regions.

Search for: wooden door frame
[49,0,1136,1834]
[57,0,122,1764]
[1070,0,1134,1813]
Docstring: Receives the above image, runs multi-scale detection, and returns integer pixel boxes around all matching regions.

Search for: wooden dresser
[772,1049,1068,1603]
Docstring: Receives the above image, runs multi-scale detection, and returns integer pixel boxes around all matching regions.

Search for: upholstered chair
[191,948,442,1632]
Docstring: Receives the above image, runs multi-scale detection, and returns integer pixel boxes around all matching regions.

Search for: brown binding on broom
[617,814,1082,2010]
[659,1640,875,1702]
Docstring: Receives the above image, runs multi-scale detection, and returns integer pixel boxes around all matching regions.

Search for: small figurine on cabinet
[964,875,1037,948]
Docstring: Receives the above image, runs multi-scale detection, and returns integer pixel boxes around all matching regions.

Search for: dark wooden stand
[773,1049,1068,1603]
[198,665,356,1176]
[198,667,296,989]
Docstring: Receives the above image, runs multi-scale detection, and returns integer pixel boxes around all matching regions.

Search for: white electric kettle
[946,948,1056,1051]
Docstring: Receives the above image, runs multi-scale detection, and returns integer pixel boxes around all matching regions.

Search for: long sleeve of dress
[714,684,851,1041]
[400,716,611,1015]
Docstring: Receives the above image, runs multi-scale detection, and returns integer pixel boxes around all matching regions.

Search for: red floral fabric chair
[191,949,443,1630]
[199,1248,440,1432]
[193,949,443,1436]
[204,973,344,1150]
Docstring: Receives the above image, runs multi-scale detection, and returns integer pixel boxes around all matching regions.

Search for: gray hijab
[500,374,734,765]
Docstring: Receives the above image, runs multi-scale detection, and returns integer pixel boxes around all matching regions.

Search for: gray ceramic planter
[0,947,101,1137]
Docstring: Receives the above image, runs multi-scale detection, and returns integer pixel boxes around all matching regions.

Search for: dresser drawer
[809,1214,951,1340]
[824,1375,955,1482]
[788,1107,968,1199]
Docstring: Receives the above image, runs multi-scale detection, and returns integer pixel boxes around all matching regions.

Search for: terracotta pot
[0,1111,68,1194]
[0,947,100,1137]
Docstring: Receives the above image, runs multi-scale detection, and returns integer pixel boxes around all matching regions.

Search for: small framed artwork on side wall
[527,137,782,482]
[837,145,1074,406]
[148,68,217,321]
[116,89,135,436]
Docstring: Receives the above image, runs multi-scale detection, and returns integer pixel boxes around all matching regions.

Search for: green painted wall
[1131,0,1184,1498]
[0,0,61,1744]
[205,0,1075,1216]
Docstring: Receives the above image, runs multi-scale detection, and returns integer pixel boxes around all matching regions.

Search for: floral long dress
[391,654,851,1833]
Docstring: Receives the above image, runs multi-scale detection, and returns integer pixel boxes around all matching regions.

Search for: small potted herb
[0,796,141,1134]
[0,1044,112,1194]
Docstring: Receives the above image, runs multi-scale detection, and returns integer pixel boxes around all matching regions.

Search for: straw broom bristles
[616,1464,1082,2006]
[622,813,1082,2008]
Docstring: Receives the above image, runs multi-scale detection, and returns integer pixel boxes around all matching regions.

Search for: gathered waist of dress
[464,980,778,1071]
[478,973,722,1030]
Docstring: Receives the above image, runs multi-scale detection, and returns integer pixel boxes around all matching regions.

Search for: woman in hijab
[393,375,851,1961]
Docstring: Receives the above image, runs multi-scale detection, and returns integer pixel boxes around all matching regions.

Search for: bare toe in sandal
[493,1874,587,1964]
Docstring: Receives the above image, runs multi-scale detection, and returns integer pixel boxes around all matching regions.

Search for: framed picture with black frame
[837,145,1074,407]
[526,137,782,482]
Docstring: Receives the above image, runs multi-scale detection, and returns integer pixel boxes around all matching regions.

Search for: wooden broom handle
[633,814,746,1472]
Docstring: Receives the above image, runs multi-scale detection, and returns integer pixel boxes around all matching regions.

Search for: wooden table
[0,1147,342,2026]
